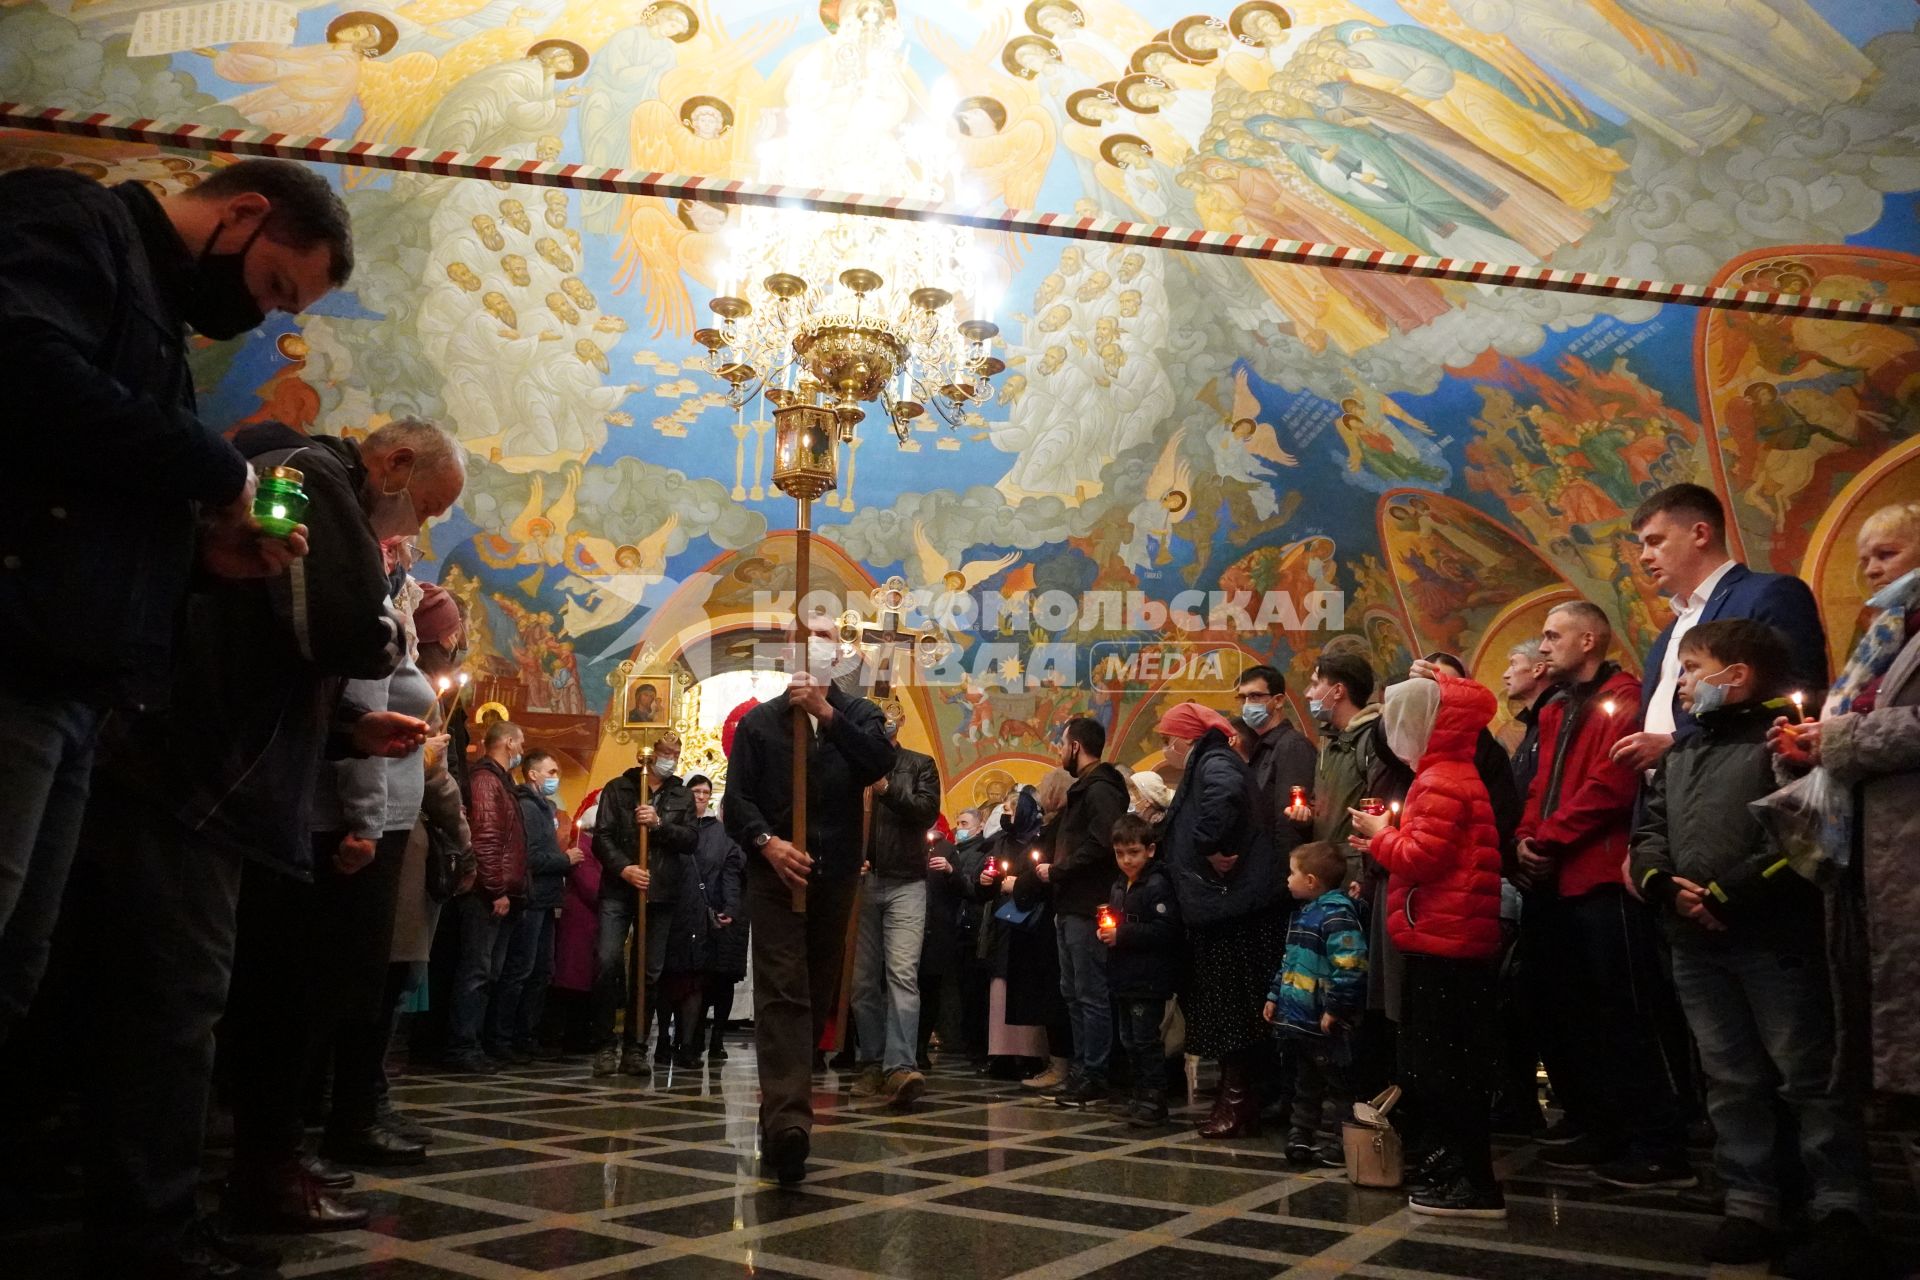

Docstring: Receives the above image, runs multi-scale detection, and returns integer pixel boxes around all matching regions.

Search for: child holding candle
[1099,813,1181,1125]
[1630,619,1875,1270]
[1262,840,1368,1167]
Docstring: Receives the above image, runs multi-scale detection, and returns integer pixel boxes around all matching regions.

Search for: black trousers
[308,829,410,1133]
[1400,954,1499,1189]
[1547,886,1687,1161]
[65,775,245,1265]
[747,857,857,1139]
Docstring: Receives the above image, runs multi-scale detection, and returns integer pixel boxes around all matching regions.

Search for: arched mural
[4,0,1917,801]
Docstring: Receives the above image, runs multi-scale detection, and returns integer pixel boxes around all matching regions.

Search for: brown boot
[1197,1058,1261,1140]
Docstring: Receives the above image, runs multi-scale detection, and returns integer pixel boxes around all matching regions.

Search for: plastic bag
[1749,767,1853,883]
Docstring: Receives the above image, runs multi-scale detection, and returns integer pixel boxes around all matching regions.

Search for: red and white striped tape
[5,101,1917,328]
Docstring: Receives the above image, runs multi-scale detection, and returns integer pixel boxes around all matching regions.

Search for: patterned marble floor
[10,1036,1919,1278]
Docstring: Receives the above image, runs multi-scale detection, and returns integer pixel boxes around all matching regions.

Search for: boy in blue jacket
[1264,840,1368,1166]
[1098,813,1182,1126]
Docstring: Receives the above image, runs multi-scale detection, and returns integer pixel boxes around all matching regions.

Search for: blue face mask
[1240,699,1270,729]
[1688,667,1733,716]
[507,752,523,770]
[540,775,560,798]
[955,827,978,843]
[1307,698,1329,723]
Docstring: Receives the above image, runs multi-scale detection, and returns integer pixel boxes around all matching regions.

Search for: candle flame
[436,676,451,692]
[1602,699,1617,716]
[1031,848,1041,861]
[457,672,470,686]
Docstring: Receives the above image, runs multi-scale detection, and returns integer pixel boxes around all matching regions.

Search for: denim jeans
[1115,997,1166,1095]
[448,894,506,1057]
[1671,938,1871,1223]
[0,687,101,1042]
[1056,913,1111,1077]
[514,906,557,1047]
[484,902,543,1053]
[852,874,926,1073]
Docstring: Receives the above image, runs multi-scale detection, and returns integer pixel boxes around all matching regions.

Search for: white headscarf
[1382,678,1441,769]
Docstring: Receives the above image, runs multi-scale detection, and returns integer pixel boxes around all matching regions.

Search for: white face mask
[653,755,678,777]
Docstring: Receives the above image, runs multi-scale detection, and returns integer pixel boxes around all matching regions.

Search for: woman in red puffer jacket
[1349,669,1506,1221]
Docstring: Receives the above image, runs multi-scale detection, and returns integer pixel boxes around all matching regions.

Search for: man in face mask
[1235,664,1316,850]
[590,731,700,1075]
[0,159,352,1079]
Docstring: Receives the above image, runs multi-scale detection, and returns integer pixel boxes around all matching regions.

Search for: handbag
[1342,1085,1404,1188]
[423,820,474,903]
[993,895,1050,933]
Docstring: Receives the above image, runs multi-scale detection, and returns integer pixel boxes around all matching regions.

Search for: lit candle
[457,672,470,687]
[1030,848,1041,862]
[436,676,451,693]
[1389,801,1401,825]
[1790,691,1806,723]
[998,859,1010,875]
[1601,699,1617,718]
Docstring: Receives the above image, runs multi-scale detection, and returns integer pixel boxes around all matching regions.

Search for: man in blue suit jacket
[1611,485,1828,772]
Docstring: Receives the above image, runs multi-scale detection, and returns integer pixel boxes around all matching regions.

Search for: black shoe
[915,1055,933,1073]
[372,1100,431,1145]
[1312,1144,1346,1169]
[1127,1100,1169,1128]
[1410,1175,1507,1220]
[1406,1146,1458,1193]
[529,1042,565,1062]
[828,1049,857,1071]
[1055,1075,1107,1109]
[222,1164,371,1234]
[445,1052,495,1074]
[486,1043,532,1066]
[297,1153,355,1190]
[619,1043,651,1076]
[674,1048,705,1071]
[1532,1116,1587,1146]
[1592,1153,1698,1190]
[322,1125,427,1166]
[1285,1141,1317,1166]
[1536,1134,1624,1169]
[1773,1210,1882,1279]
[812,1050,828,1073]
[762,1126,809,1185]
[1705,1215,1777,1265]
[592,1045,620,1076]
[709,1039,730,1063]
[189,1217,285,1272]
[1491,1102,1547,1137]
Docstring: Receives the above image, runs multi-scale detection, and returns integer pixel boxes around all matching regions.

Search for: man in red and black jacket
[1516,601,1691,1190]
[448,719,530,1071]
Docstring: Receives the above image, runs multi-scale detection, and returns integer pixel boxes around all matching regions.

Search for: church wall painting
[4,0,1920,805]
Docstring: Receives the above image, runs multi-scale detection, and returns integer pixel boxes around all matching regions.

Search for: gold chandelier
[693,8,1005,443]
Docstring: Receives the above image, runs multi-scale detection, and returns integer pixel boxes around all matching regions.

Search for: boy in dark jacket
[1630,620,1874,1273]
[1263,841,1367,1167]
[1099,814,1182,1126]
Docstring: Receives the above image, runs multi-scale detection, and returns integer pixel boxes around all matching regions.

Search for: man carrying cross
[723,614,896,1184]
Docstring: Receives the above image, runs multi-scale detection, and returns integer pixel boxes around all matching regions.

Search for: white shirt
[1644,558,1736,736]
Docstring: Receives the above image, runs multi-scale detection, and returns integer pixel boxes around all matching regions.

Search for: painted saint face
[535,237,575,271]
[446,262,481,292]
[546,292,581,325]
[688,105,726,139]
[1118,289,1142,316]
[561,277,595,309]
[482,291,517,327]
[1094,316,1119,345]
[536,46,577,77]
[471,214,504,251]
[1038,346,1067,375]
[536,135,563,161]
[499,198,530,233]
[1074,270,1111,303]
[500,254,531,286]
[575,338,608,373]
[1038,304,1072,333]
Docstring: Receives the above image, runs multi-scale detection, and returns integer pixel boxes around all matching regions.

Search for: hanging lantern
[769,390,838,503]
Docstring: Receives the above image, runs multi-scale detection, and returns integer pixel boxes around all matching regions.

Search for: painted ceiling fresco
[3,0,1919,801]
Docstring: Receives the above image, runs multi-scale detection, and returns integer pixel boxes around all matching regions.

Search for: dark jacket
[865,745,942,880]
[1518,662,1643,899]
[1105,860,1182,999]
[1246,720,1317,852]
[1508,688,1555,803]
[469,757,528,899]
[1631,696,1821,948]
[100,422,402,878]
[517,784,572,911]
[1642,563,1828,742]
[920,837,971,979]
[1049,762,1129,918]
[594,767,698,902]
[1158,727,1280,930]
[0,172,249,708]
[723,684,897,882]
[1474,726,1523,857]
[695,813,749,979]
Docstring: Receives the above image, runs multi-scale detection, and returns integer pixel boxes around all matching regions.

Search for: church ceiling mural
[4,0,1918,796]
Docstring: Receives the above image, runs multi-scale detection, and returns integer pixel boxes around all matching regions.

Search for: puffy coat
[1366,674,1503,961]
[1268,889,1367,1035]
[468,757,528,899]
[1516,662,1643,900]
[1105,860,1182,999]
[1158,727,1280,930]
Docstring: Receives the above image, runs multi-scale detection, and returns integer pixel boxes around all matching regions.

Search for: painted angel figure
[1203,369,1297,520]
[1119,429,1194,571]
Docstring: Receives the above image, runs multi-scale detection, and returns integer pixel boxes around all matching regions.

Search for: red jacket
[467,757,529,899]
[1369,673,1503,961]
[1516,663,1641,899]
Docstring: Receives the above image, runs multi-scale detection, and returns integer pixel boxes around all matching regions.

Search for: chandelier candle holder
[690,5,1006,446]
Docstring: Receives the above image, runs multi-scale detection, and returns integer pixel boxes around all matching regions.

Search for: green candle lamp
[254,465,309,539]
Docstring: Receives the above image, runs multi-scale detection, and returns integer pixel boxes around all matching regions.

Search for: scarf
[1824,568,1920,718]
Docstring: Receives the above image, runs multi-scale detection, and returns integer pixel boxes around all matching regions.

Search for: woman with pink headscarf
[1154,701,1285,1139]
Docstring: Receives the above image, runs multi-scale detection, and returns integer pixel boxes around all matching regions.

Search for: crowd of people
[0,154,1916,1280]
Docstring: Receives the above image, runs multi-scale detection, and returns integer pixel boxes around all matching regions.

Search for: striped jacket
[1267,889,1368,1038]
